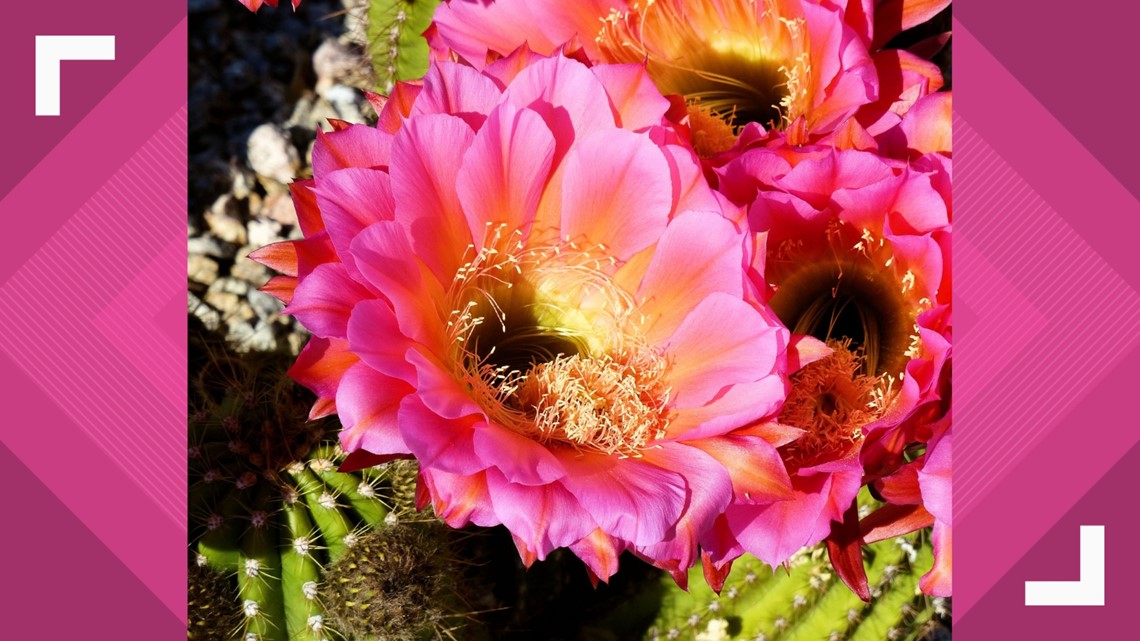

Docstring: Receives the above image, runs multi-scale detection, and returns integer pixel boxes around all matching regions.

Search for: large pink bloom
[432,0,948,155]
[252,50,796,584]
[704,146,951,595]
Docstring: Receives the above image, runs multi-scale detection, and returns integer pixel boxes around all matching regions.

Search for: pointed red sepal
[826,502,871,602]
[585,566,602,589]
[415,472,432,511]
[701,551,732,594]
[337,449,409,473]
[860,503,934,544]
[326,118,352,132]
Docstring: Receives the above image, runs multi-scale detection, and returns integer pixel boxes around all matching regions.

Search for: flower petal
[665,293,781,409]
[456,101,555,244]
[637,211,746,342]
[390,113,477,282]
[285,262,373,339]
[556,451,687,547]
[560,128,673,262]
[336,362,414,456]
[487,468,594,562]
[473,424,566,486]
[288,336,359,401]
[398,395,486,476]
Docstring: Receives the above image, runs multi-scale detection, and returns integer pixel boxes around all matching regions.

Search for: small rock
[227,318,278,353]
[189,292,222,331]
[248,289,284,319]
[209,277,252,297]
[188,235,237,259]
[248,217,284,248]
[230,163,258,200]
[313,39,361,94]
[205,195,248,245]
[188,254,220,286]
[324,84,366,124]
[247,124,301,185]
[262,191,298,226]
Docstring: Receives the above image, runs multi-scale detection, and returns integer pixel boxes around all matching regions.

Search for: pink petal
[248,241,298,276]
[665,293,781,409]
[288,336,359,401]
[472,424,566,486]
[456,101,555,244]
[636,211,746,342]
[560,129,672,262]
[503,55,617,161]
[398,395,486,476]
[345,298,416,383]
[420,468,499,529]
[410,61,504,129]
[390,113,477,282]
[405,348,485,421]
[636,443,734,571]
[920,520,952,596]
[569,529,625,585]
[314,167,395,274]
[285,262,373,338]
[433,0,557,68]
[487,468,594,562]
[348,222,445,349]
[336,362,414,455]
[665,376,789,442]
[918,427,952,526]
[290,179,324,236]
[787,334,833,372]
[556,451,687,547]
[689,434,794,503]
[590,63,670,131]
[311,125,392,177]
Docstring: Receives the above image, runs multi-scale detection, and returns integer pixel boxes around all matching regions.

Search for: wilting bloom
[252,50,797,583]
[237,0,300,11]
[702,146,951,595]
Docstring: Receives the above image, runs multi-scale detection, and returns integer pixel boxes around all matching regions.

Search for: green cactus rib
[188,338,393,640]
[367,0,443,93]
[639,531,938,641]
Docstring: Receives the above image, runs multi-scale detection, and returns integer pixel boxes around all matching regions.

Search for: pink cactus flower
[432,0,948,155]
[706,146,951,596]
[252,50,797,584]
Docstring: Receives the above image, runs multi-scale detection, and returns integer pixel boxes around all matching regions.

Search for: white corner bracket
[35,35,116,117]
[1025,525,1105,606]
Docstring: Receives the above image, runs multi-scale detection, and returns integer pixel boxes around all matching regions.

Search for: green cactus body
[366,0,443,93]
[188,340,393,640]
[641,532,939,641]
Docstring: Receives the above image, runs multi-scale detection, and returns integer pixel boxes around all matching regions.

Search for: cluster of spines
[193,444,393,640]
[642,531,940,641]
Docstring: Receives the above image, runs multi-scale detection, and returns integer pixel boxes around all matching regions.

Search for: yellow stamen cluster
[444,223,670,456]
[515,349,671,456]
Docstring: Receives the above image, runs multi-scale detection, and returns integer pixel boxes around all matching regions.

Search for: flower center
[778,339,878,469]
[515,350,671,454]
[445,224,671,455]
[595,0,810,130]
[768,225,926,378]
[769,224,931,464]
[687,103,739,157]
